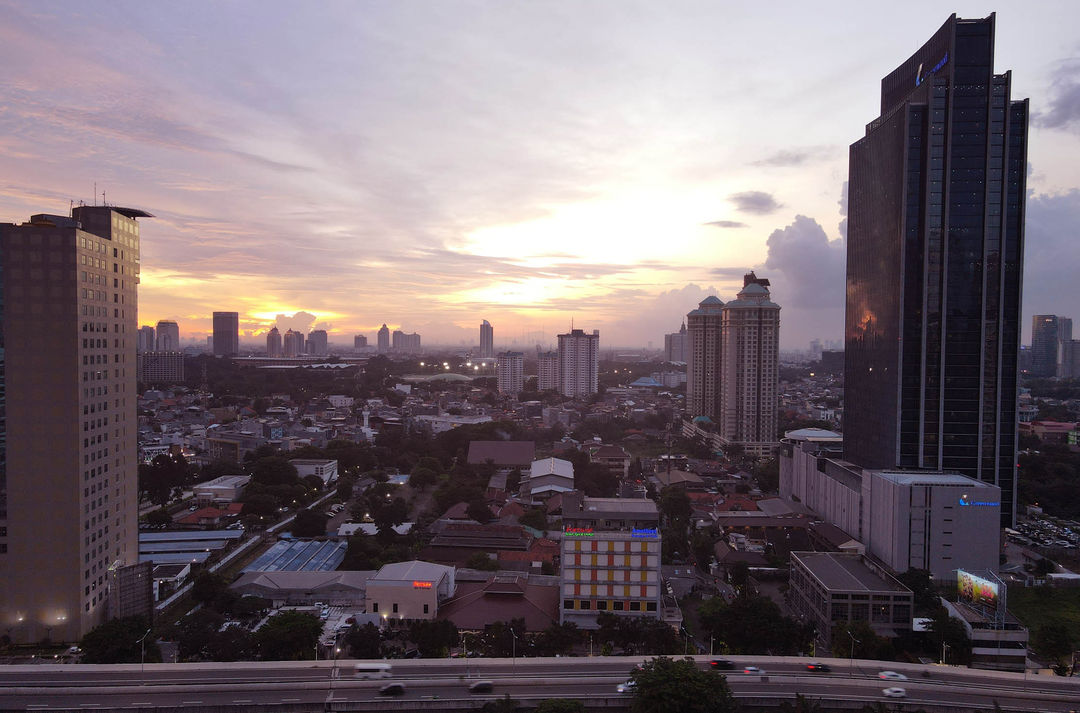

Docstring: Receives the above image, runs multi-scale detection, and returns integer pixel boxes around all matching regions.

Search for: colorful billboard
[957,569,999,608]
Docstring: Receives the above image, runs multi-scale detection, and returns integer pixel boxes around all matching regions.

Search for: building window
[423,604,429,614]
[596,601,608,610]
[646,602,657,612]
[579,600,591,610]
[392,603,398,613]
[372,603,378,613]
[630,602,641,611]
[563,599,574,610]
[612,601,624,611]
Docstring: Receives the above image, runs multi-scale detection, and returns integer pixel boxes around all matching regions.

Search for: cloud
[275,311,318,332]
[703,220,747,229]
[1034,58,1080,132]
[1022,188,1080,341]
[837,181,848,240]
[710,267,752,278]
[729,190,783,215]
[751,147,833,167]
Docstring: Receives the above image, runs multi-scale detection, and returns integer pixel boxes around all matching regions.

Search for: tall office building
[1030,315,1071,378]
[557,328,599,398]
[377,324,390,352]
[283,329,304,357]
[266,326,282,357]
[719,278,780,457]
[663,322,688,363]
[0,206,149,642]
[212,311,239,357]
[686,296,724,419]
[496,351,525,395]
[354,334,367,350]
[537,350,559,391]
[136,325,155,353]
[480,320,494,358]
[845,13,1028,526]
[155,319,179,351]
[307,329,328,356]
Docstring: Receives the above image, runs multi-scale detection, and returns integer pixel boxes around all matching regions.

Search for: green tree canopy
[629,656,736,713]
[292,508,329,538]
[80,616,160,664]
[697,594,812,655]
[255,611,323,660]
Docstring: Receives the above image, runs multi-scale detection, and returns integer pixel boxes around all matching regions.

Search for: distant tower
[537,351,559,391]
[354,334,368,350]
[307,329,328,356]
[377,324,390,353]
[496,351,525,395]
[719,276,780,457]
[480,320,494,358]
[266,327,282,357]
[283,329,304,357]
[155,320,180,351]
[664,322,688,363]
[1031,315,1066,378]
[212,311,239,357]
[137,325,155,353]
[686,296,724,418]
[557,329,599,398]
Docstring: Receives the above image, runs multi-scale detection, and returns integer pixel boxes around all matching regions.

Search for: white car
[878,670,908,681]
[882,687,906,698]
[743,666,766,674]
[617,680,636,694]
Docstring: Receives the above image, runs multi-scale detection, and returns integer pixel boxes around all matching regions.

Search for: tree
[409,467,438,490]
[1032,624,1073,667]
[146,508,173,527]
[698,594,812,655]
[518,507,548,531]
[291,508,329,538]
[249,456,299,487]
[80,616,160,664]
[336,477,355,501]
[481,695,520,713]
[830,621,894,662]
[408,619,458,657]
[536,700,586,713]
[373,496,409,535]
[255,611,323,660]
[345,622,383,659]
[467,497,494,524]
[465,552,500,571]
[191,571,230,607]
[895,569,938,613]
[533,623,583,657]
[629,656,736,713]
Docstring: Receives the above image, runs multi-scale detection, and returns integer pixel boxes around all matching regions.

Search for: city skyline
[2,2,1080,348]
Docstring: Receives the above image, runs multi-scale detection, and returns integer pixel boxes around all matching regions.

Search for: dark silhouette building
[844,13,1028,526]
[212,311,239,357]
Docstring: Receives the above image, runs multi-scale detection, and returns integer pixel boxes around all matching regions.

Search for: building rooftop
[873,471,994,487]
[793,552,909,594]
[371,560,454,584]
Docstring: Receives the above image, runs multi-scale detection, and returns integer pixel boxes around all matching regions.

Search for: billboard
[957,569,999,608]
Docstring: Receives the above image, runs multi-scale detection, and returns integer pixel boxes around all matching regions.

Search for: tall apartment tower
[212,311,239,357]
[354,334,367,350]
[283,329,304,357]
[480,320,494,358]
[685,296,724,419]
[155,319,179,351]
[377,324,390,352]
[1030,315,1071,378]
[307,329,328,356]
[557,328,599,398]
[664,322,688,363]
[0,206,149,642]
[719,277,780,457]
[537,350,559,391]
[844,13,1028,526]
[136,325,155,353]
[266,326,282,357]
[496,351,525,395]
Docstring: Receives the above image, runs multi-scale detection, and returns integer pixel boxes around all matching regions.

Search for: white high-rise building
[496,351,524,395]
[480,320,494,358]
[557,328,599,398]
[136,325,155,353]
[537,351,559,391]
[266,327,282,357]
[686,296,724,419]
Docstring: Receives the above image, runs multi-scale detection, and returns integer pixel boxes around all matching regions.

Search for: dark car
[806,663,831,672]
[468,680,494,693]
[379,683,405,696]
[709,659,735,670]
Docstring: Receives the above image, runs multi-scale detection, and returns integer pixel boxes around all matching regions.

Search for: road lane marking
[180,702,203,706]
[233,700,252,704]
[282,699,299,703]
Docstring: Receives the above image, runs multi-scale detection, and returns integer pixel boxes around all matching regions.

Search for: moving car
[743,666,766,674]
[709,659,735,670]
[468,680,494,693]
[878,671,908,681]
[806,663,831,672]
[617,680,637,693]
[882,687,906,698]
[379,683,405,696]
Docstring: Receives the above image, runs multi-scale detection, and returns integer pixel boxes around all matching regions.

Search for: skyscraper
[136,325,155,353]
[557,328,599,398]
[480,320,494,358]
[537,351,559,391]
[354,334,368,350]
[718,277,780,457]
[0,206,148,642]
[307,329,328,356]
[686,296,724,419]
[155,319,179,351]
[664,322,688,363]
[283,329,304,357]
[377,324,390,353]
[1030,315,1070,378]
[266,326,282,357]
[844,13,1028,526]
[496,351,524,395]
[212,311,239,357]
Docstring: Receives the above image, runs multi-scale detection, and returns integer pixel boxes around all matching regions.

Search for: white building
[328,394,355,409]
[525,457,575,500]
[194,474,251,506]
[496,351,525,395]
[686,296,724,419]
[480,320,494,358]
[557,329,599,398]
[537,351,559,391]
[366,560,455,623]
[289,458,339,484]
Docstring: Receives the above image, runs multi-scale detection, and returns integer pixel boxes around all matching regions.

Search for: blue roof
[630,377,663,387]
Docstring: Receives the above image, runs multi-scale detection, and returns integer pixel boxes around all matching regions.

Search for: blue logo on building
[631,528,659,538]
[959,493,998,507]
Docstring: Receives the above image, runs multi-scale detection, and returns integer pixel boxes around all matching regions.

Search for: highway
[2,656,1079,711]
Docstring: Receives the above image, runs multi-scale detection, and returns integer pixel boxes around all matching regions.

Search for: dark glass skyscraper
[844,13,1027,526]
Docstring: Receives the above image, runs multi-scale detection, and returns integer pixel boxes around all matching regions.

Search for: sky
[2,1,1080,350]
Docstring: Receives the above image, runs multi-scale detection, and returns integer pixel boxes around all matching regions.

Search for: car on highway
[709,659,735,670]
[882,687,906,698]
[806,663,831,672]
[878,670,908,681]
[468,680,494,693]
[617,680,637,694]
[379,683,405,696]
[743,666,766,674]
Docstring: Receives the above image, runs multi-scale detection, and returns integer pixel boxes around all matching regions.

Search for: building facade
[354,334,367,350]
[0,206,147,642]
[1030,315,1072,378]
[392,330,421,352]
[266,327,282,357]
[719,278,780,457]
[537,351,559,391]
[307,329,328,356]
[155,319,179,351]
[664,323,688,363]
[212,311,239,357]
[377,324,390,352]
[480,320,494,358]
[557,329,599,398]
[282,329,304,357]
[136,351,185,385]
[559,492,661,628]
[844,13,1028,526]
[137,325,155,353]
[496,351,524,395]
[686,296,724,419]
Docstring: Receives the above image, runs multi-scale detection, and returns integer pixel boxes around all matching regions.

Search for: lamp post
[509,628,518,674]
[847,628,860,672]
[941,641,950,666]
[138,628,152,685]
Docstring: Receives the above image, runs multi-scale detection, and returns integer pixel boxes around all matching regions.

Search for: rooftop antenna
[101,189,106,206]
[93,182,97,206]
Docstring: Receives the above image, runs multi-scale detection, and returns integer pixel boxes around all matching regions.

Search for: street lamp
[138,628,152,685]
[509,628,518,675]
[847,629,860,672]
